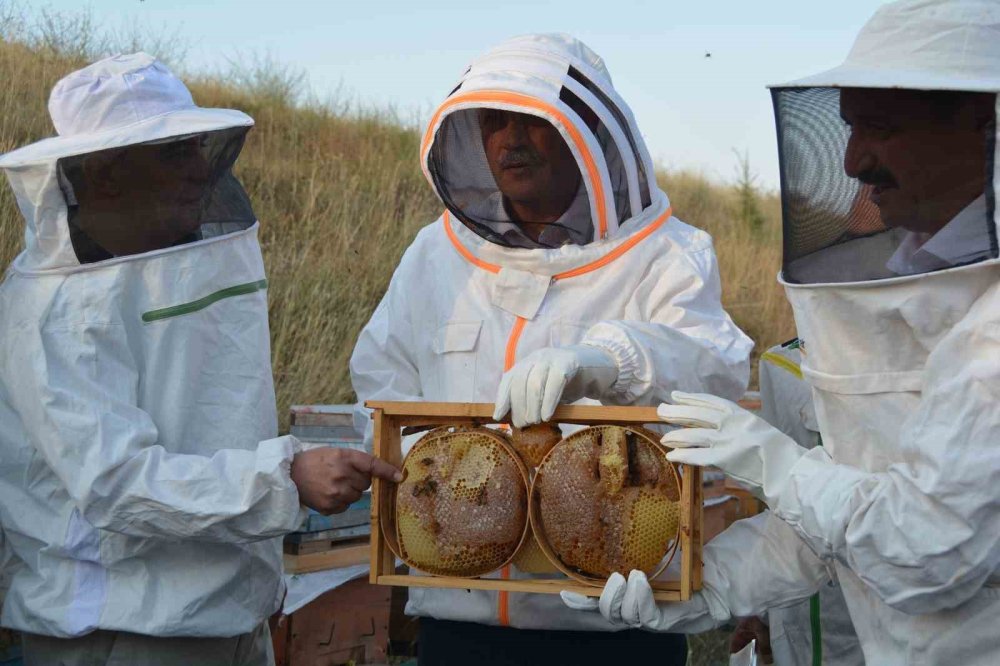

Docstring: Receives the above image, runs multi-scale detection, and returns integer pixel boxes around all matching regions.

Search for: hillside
[0,32,793,429]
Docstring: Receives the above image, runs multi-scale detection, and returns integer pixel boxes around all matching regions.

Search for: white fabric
[492,267,552,320]
[758,345,863,666]
[0,53,251,170]
[758,345,819,447]
[50,53,195,136]
[772,0,1000,93]
[0,56,305,638]
[351,33,752,632]
[282,564,370,615]
[886,195,991,276]
[493,344,619,428]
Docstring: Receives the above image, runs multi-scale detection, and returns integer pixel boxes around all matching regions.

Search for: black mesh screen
[773,87,997,284]
[58,126,255,263]
[428,107,595,249]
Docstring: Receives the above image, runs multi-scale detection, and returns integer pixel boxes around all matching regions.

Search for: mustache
[856,167,898,189]
[499,149,540,168]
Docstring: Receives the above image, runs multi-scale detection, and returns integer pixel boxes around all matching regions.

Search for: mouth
[502,161,535,172]
[868,184,896,206]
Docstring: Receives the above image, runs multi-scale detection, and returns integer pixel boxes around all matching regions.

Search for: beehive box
[367,401,703,602]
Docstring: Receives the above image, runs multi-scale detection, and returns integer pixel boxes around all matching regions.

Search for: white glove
[658,391,808,507]
[560,570,721,633]
[493,345,619,428]
[560,513,831,634]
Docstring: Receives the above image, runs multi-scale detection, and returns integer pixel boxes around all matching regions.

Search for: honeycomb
[510,423,562,467]
[532,426,680,580]
[395,428,528,577]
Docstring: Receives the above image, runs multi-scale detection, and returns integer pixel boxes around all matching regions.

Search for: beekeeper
[351,33,752,665]
[569,2,1000,664]
[0,53,399,666]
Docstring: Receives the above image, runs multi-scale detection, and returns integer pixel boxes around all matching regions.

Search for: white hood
[420,33,663,247]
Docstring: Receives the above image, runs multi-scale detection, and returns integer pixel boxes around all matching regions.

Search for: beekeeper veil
[421,34,657,249]
[771,2,1000,285]
[0,52,255,271]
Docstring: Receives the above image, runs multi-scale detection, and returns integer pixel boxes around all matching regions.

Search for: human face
[78,135,214,255]
[840,88,992,233]
[478,108,582,223]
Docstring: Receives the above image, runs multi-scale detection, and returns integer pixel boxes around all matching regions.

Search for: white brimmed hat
[0,52,252,168]
[770,0,1000,92]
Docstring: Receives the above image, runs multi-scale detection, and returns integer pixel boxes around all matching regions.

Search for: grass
[0,29,792,430]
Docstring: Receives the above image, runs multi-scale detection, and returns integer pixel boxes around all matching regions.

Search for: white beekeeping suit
[351,33,752,633]
[579,2,1000,665]
[0,53,306,640]
[757,343,863,666]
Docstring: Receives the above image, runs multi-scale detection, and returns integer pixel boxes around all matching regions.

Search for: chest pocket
[429,320,482,400]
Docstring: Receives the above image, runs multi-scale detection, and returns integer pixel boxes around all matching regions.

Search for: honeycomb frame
[367,401,703,603]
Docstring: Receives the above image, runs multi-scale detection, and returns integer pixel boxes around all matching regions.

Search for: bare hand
[290,448,402,515]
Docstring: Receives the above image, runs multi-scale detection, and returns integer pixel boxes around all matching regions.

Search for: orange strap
[444,206,672,282]
[423,90,609,239]
[497,315,528,626]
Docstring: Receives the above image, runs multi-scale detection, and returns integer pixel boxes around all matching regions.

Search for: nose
[501,113,529,146]
[843,131,876,179]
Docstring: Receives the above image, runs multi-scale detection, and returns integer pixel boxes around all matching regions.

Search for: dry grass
[0,11,793,433]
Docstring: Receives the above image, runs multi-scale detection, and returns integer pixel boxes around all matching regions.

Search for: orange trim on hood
[423,89,609,239]
[443,206,672,282]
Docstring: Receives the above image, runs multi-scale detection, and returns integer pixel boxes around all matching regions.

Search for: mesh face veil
[773,87,997,284]
[423,37,658,250]
[56,126,255,263]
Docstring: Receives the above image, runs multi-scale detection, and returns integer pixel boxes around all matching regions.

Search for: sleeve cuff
[258,434,307,531]
[581,322,644,402]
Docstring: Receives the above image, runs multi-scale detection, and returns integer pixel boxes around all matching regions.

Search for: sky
[41,0,892,188]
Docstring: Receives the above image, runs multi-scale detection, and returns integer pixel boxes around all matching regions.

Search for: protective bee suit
[0,53,305,641]
[581,2,1000,665]
[350,33,752,633]
[756,343,863,666]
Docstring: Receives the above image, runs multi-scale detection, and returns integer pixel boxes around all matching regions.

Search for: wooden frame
[367,401,703,602]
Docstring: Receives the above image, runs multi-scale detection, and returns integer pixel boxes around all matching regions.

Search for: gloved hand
[493,344,619,428]
[658,391,808,506]
[561,513,830,634]
[560,570,722,633]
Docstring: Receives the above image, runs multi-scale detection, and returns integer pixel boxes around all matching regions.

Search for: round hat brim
[769,64,1000,93]
[0,107,253,168]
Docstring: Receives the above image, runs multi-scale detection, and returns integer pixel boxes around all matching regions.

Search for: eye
[479,109,506,132]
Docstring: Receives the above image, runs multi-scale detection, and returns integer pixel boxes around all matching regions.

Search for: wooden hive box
[366,401,703,602]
